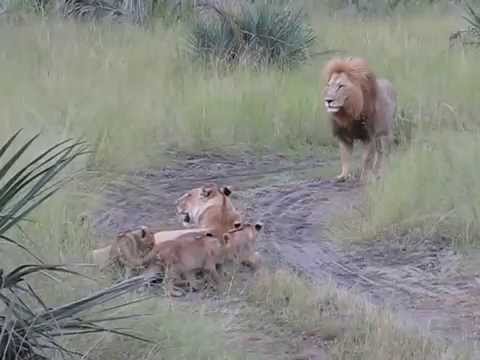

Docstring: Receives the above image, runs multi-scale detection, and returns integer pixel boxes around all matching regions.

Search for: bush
[187,0,316,69]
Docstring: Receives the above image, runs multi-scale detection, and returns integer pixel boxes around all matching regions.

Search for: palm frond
[1,274,156,359]
[0,130,87,257]
[0,131,156,359]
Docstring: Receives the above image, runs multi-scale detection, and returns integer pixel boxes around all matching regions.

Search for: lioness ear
[255,223,263,232]
[201,187,213,198]
[221,186,232,196]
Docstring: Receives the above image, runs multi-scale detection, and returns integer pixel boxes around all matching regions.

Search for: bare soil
[93,151,480,349]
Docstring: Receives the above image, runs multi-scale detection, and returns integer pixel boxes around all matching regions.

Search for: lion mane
[323,57,377,122]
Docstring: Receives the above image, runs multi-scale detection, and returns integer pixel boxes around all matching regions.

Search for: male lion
[92,226,155,278]
[323,57,397,181]
[223,222,263,269]
[175,183,242,238]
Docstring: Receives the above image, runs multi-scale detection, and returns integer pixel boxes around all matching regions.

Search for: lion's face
[323,72,363,118]
[175,184,232,227]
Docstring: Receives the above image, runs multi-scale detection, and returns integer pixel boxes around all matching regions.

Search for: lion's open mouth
[325,101,341,113]
[182,212,191,224]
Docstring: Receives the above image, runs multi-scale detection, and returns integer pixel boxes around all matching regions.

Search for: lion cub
[223,222,263,269]
[150,231,224,292]
[99,226,155,278]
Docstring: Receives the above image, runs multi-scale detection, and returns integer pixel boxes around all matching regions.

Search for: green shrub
[187,0,316,69]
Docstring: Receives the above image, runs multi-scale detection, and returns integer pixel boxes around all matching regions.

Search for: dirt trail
[93,152,480,345]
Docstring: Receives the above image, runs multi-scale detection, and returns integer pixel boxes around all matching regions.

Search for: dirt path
[93,152,480,346]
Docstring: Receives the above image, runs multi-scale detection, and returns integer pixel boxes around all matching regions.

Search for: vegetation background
[1,0,480,358]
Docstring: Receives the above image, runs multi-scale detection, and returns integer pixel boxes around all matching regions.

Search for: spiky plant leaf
[463,2,480,41]
[188,0,316,69]
[0,131,156,359]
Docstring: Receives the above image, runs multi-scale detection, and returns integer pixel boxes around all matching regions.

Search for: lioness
[323,57,397,181]
[175,183,242,238]
[223,222,263,269]
[150,231,224,293]
[92,226,155,278]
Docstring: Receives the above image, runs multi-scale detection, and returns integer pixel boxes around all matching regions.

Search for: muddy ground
[93,151,480,350]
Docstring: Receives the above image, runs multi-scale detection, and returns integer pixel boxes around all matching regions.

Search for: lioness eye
[338,84,344,89]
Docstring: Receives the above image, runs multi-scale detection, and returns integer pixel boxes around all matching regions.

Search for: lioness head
[323,57,376,119]
[175,183,232,227]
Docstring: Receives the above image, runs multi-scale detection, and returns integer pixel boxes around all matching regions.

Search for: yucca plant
[187,0,316,69]
[0,130,154,359]
[463,2,480,42]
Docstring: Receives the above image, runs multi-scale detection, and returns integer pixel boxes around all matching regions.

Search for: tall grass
[2,4,480,358]
[249,270,474,359]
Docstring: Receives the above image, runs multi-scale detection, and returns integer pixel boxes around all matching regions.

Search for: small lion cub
[151,231,224,293]
[223,222,263,269]
[108,226,155,278]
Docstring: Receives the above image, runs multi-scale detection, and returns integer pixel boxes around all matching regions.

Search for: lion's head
[222,221,263,267]
[175,183,233,227]
[322,57,377,120]
[116,225,155,250]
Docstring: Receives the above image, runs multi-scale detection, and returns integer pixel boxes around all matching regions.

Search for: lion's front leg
[336,140,353,182]
[360,140,376,182]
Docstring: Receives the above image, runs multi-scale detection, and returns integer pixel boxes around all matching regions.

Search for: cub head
[222,221,263,248]
[116,225,155,248]
[322,57,376,119]
[175,183,232,226]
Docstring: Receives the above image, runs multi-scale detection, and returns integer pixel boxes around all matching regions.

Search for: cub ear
[221,186,232,196]
[223,233,231,244]
[254,223,263,232]
[140,226,148,238]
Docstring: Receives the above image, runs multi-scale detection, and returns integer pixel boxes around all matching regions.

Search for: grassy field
[1,1,480,358]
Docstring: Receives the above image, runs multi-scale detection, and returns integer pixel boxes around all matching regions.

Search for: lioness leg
[360,140,376,182]
[337,140,353,182]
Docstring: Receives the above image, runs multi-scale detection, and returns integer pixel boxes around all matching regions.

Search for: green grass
[249,269,475,360]
[2,3,480,359]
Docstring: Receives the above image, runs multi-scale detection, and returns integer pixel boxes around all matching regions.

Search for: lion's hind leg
[373,134,393,179]
[360,140,376,183]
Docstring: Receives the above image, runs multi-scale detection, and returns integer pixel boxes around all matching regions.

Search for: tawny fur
[95,226,156,277]
[322,57,397,181]
[175,183,242,238]
[149,231,224,291]
[223,222,263,269]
